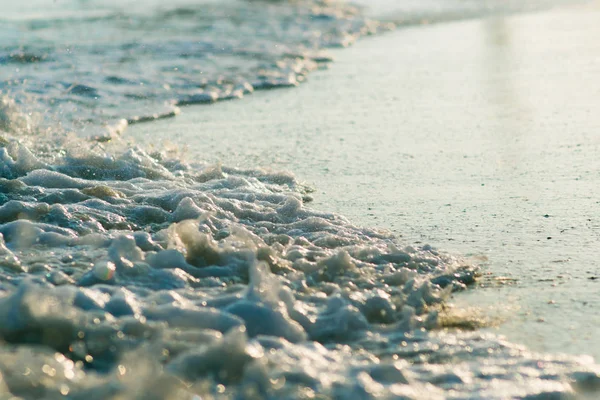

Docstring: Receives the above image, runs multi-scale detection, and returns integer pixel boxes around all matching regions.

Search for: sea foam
[0,129,599,398]
[1,0,599,398]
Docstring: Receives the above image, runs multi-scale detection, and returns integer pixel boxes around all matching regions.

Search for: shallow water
[2,0,600,399]
[129,0,600,358]
[2,122,599,399]
[1,0,388,139]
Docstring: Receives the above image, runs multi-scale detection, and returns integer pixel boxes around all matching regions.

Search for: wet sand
[128,1,600,360]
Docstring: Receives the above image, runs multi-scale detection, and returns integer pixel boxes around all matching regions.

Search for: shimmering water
[1,0,388,139]
[1,0,599,399]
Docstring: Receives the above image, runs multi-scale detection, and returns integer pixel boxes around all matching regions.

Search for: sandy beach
[128,0,600,361]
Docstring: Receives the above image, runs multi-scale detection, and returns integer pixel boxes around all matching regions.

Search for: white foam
[0,134,597,398]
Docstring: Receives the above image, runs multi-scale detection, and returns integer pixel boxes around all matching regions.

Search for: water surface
[1,0,600,398]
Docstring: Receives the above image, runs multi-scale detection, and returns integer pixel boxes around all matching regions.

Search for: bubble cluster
[0,131,598,399]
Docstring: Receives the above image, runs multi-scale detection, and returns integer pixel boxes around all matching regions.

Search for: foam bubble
[0,134,597,398]
[92,261,116,282]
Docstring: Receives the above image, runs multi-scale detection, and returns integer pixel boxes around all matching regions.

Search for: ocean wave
[1,103,600,397]
[1,0,600,398]
[0,0,390,139]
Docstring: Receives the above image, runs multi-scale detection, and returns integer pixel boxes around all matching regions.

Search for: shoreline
[127,1,600,360]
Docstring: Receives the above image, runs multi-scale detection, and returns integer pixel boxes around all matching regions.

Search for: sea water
[1,0,599,399]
